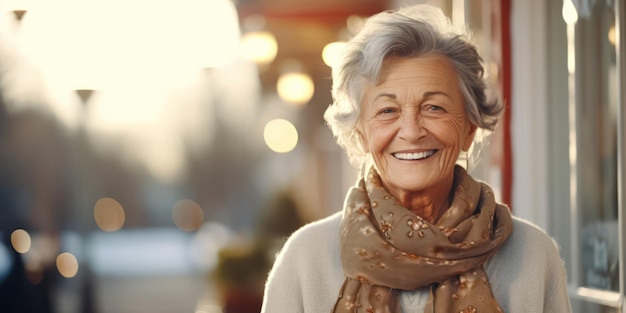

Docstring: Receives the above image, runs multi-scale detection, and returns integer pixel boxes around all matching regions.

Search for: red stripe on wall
[501,0,513,208]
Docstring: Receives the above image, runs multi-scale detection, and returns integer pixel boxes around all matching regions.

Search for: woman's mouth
[392,150,437,160]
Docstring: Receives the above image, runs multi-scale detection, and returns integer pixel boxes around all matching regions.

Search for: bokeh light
[172,199,204,232]
[608,25,615,46]
[10,229,31,253]
[263,119,298,153]
[94,197,126,232]
[276,72,314,106]
[562,0,578,25]
[56,252,79,278]
[241,31,278,65]
[322,41,346,68]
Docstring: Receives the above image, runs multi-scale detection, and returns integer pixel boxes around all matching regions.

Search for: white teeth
[393,150,436,160]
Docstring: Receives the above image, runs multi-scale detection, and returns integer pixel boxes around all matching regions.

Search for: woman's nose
[397,114,427,142]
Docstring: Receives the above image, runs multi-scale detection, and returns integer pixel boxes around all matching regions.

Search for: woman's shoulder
[268,210,344,285]
[274,211,342,260]
[510,216,562,250]
[284,211,342,246]
[489,215,565,270]
[487,217,571,312]
[262,211,345,312]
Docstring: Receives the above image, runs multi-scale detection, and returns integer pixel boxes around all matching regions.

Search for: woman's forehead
[365,55,461,98]
[378,54,457,82]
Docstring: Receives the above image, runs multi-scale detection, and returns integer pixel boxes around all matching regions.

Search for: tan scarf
[333,165,513,313]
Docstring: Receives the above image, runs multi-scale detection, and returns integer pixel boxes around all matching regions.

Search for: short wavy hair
[323,4,502,168]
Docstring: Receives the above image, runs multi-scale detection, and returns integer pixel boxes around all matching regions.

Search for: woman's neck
[385,176,454,224]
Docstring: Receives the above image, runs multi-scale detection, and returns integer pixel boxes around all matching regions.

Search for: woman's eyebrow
[372,93,397,102]
[372,91,450,104]
[422,91,449,98]
[374,91,450,101]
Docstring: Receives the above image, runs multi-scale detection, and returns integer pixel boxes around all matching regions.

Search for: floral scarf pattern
[333,165,513,313]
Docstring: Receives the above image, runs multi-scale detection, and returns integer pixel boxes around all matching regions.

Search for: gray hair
[323,4,502,168]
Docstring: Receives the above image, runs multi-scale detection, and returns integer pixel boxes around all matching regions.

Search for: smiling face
[359,54,476,207]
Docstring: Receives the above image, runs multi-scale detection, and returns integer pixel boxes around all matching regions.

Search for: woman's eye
[424,105,445,112]
[378,107,397,115]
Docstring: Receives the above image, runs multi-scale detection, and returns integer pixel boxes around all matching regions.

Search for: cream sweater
[262,212,572,313]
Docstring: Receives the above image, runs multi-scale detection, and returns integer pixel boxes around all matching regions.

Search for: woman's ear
[462,124,478,152]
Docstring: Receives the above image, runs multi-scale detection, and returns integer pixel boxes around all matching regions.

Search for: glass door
[565,0,625,311]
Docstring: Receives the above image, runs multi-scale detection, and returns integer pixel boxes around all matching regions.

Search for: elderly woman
[261,4,571,313]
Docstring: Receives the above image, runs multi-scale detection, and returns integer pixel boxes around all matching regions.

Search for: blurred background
[0,0,623,312]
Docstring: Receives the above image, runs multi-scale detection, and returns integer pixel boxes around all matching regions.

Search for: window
[553,0,624,310]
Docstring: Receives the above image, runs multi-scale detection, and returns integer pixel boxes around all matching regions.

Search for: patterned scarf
[333,165,513,313]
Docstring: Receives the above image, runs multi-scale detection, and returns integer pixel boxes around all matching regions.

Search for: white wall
[510,0,550,230]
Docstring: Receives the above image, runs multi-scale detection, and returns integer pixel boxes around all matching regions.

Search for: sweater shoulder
[262,211,344,313]
[510,216,562,252]
[486,215,566,286]
[284,211,342,246]
[273,211,342,265]
[486,216,571,312]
